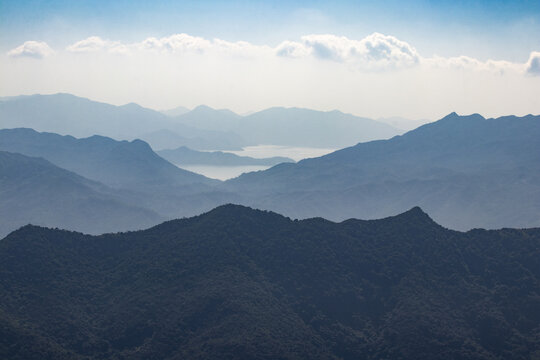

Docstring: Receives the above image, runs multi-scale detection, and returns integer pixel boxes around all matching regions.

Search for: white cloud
[66,36,128,54]
[276,33,420,69]
[136,34,211,53]
[526,51,540,76]
[275,41,309,58]
[135,34,270,58]
[67,36,108,52]
[7,41,54,59]
[65,33,271,59]
[61,33,534,75]
[212,38,271,57]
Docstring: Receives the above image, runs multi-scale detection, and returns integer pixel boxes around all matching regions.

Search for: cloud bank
[7,41,54,59]
[7,33,536,75]
[277,33,420,70]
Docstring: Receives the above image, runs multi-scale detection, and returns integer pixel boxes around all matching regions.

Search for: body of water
[177,165,270,181]
[177,145,337,180]
[224,145,336,162]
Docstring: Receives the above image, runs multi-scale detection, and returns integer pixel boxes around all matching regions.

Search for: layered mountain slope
[0,151,163,238]
[225,113,540,230]
[0,94,246,149]
[0,94,400,150]
[1,205,539,359]
[174,106,401,148]
[0,128,215,189]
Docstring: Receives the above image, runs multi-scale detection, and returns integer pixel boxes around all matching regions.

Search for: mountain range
[1,204,539,359]
[2,95,540,231]
[173,105,401,148]
[0,128,214,190]
[160,105,190,117]
[0,151,163,238]
[0,93,402,150]
[223,113,540,230]
[0,128,239,230]
[0,94,247,150]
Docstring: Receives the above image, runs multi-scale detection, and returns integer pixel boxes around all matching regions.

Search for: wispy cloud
[7,41,54,59]
[424,55,523,74]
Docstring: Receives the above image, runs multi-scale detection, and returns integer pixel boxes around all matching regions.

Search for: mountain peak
[440,112,485,122]
[382,206,440,228]
[403,206,430,218]
[192,104,215,112]
[199,204,290,224]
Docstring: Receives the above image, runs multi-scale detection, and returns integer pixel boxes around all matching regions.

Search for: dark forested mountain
[0,128,215,189]
[174,106,401,148]
[224,113,540,230]
[0,94,246,150]
[1,204,539,359]
[0,151,163,238]
[158,146,294,166]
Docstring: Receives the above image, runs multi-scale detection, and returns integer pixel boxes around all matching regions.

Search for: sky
[0,0,539,120]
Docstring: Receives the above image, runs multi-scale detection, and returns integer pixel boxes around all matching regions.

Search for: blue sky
[1,0,539,61]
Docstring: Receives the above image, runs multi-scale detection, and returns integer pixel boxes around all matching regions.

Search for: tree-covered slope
[1,204,539,359]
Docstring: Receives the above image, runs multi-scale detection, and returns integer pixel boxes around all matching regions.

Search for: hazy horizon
[1,0,539,120]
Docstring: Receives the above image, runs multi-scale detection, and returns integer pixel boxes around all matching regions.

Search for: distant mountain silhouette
[224,113,540,230]
[160,105,190,117]
[376,116,431,131]
[138,128,246,151]
[174,106,401,148]
[158,146,294,166]
[0,128,215,190]
[0,151,163,238]
[1,204,539,359]
[0,128,245,223]
[0,94,246,150]
[0,94,406,150]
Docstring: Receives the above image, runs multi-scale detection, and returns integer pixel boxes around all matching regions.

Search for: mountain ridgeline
[0,151,163,238]
[224,113,540,230]
[172,105,401,148]
[0,94,402,150]
[2,111,540,231]
[1,205,539,359]
[0,129,237,237]
[0,94,247,150]
[1,107,540,231]
[0,128,214,189]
